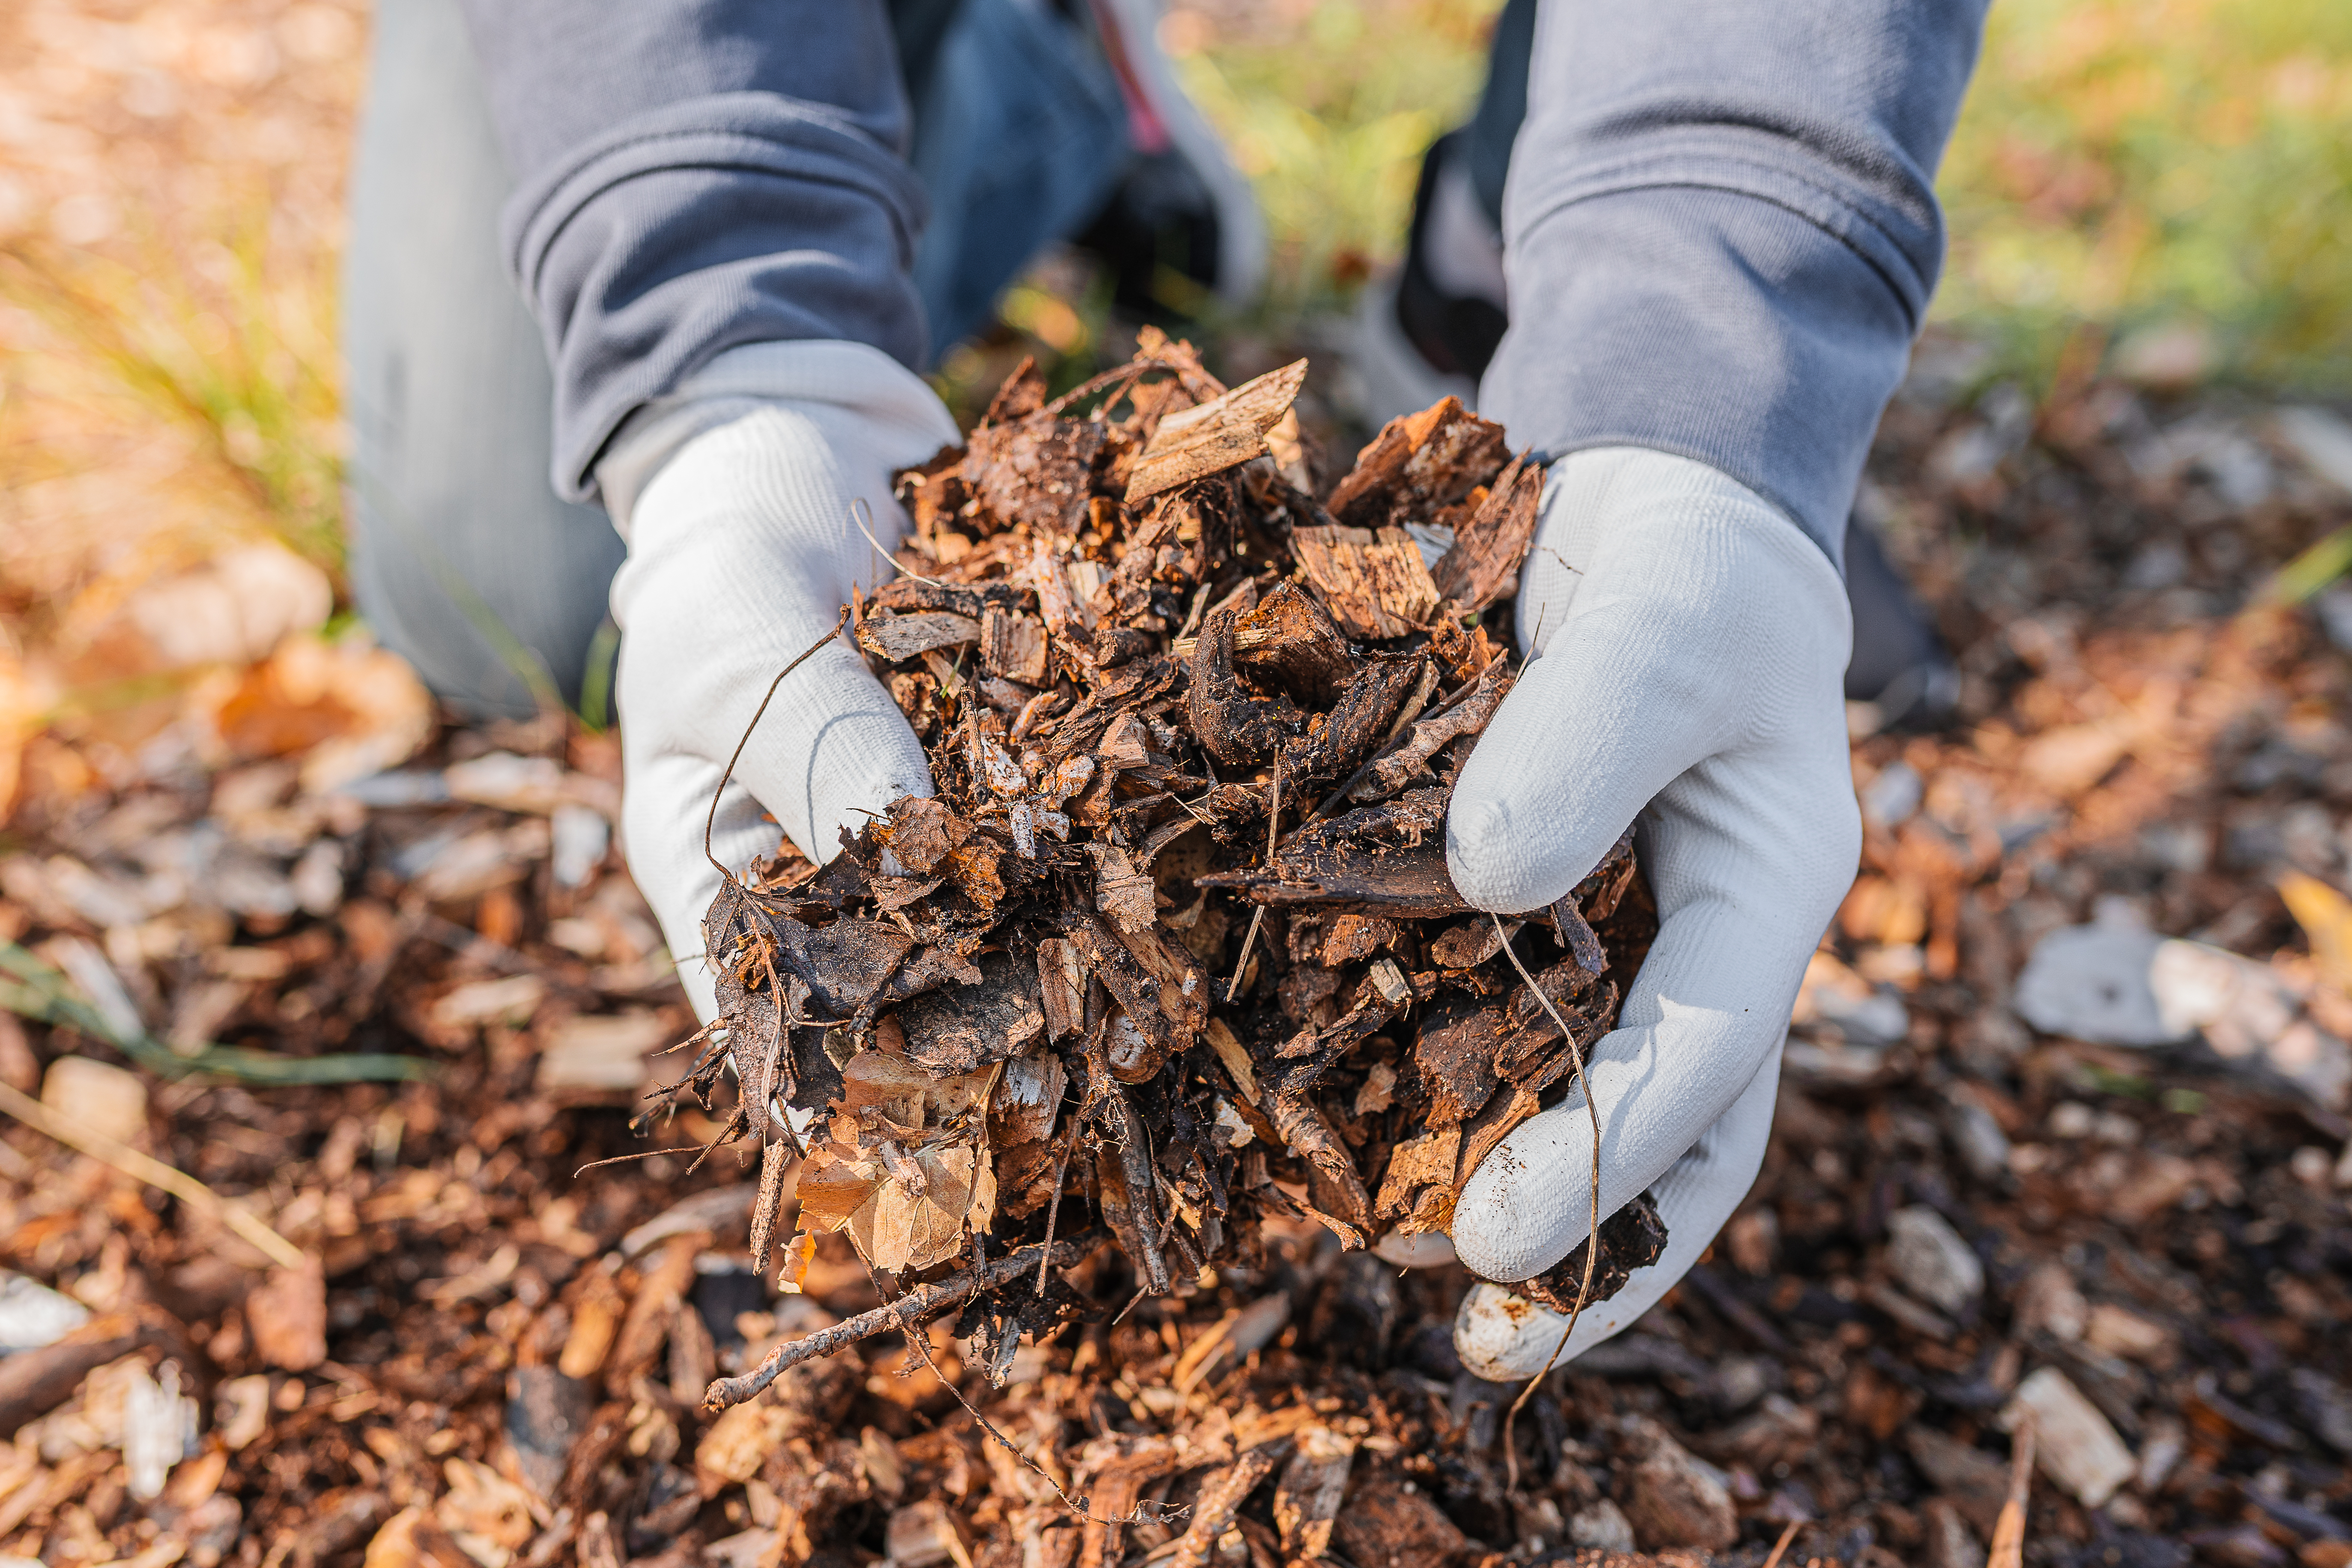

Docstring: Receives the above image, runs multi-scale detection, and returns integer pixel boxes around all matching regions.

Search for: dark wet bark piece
[1430,452,1544,612]
[1281,658,1423,791]
[1413,997,1504,1127]
[1094,1106,1170,1294]
[892,950,1045,1075]
[869,578,1028,619]
[1356,660,1513,802]
[1197,788,1465,917]
[1516,1189,1671,1313]
[1325,395,1511,532]
[1497,980,1615,1100]
[1125,359,1307,503]
[1593,861,1660,980]
[1574,824,1641,923]
[1329,1471,1476,1568]
[1034,653,1182,764]
[773,916,916,1021]
[1187,605,1299,768]
[1549,895,1609,975]
[1091,625,1158,666]
[979,609,1050,686]
[857,610,980,663]
[1289,525,1442,641]
[1232,579,1355,705]
[1207,838,1465,918]
[963,412,1107,536]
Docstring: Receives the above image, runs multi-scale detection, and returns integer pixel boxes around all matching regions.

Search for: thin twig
[704,606,852,882]
[1036,1093,1093,1296]
[704,1233,1098,1410]
[1492,912,1605,1493]
[0,1080,304,1271]
[1759,1519,1803,1568]
[571,1146,722,1176]
[1225,762,1279,1003]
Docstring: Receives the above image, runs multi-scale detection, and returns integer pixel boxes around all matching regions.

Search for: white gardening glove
[1444,446,1861,1379]
[601,341,961,1020]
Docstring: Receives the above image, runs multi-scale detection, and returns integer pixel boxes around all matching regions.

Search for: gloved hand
[600,341,961,1020]
[1443,446,1860,1379]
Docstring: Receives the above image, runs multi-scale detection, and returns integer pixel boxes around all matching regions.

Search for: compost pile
[664,335,1663,1386]
[3,335,2352,1568]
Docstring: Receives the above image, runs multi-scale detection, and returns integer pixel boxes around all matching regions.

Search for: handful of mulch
[652,335,1663,1404]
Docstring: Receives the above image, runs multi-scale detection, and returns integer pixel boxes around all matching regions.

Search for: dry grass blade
[1760,1518,1803,1568]
[1224,763,1279,1004]
[848,496,946,588]
[0,1081,304,1270]
[702,606,852,880]
[1492,911,1604,1494]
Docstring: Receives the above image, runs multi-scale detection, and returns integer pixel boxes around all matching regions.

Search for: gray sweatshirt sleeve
[1480,0,1990,570]
[457,0,927,503]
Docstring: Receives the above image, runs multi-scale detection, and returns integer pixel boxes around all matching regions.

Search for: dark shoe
[1843,514,1960,731]
[1352,131,1506,425]
[1074,0,1265,317]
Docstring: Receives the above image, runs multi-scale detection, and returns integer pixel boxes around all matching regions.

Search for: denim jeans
[342,0,1129,718]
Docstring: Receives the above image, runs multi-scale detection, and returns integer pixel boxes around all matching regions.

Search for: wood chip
[1124,359,1307,503]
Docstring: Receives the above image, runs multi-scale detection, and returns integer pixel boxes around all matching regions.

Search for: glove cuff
[597,339,959,535]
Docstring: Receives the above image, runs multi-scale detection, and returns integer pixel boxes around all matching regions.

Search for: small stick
[1492,912,1605,1494]
[1986,1415,2035,1568]
[1169,1445,1283,1568]
[1035,1095,1092,1296]
[1224,762,1279,1003]
[703,1233,1097,1411]
[0,1081,304,1271]
[1759,1519,1802,1568]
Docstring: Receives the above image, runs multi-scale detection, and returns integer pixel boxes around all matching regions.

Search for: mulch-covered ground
[0,334,2345,1568]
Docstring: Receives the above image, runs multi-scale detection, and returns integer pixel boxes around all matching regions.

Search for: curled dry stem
[1492,911,1604,1494]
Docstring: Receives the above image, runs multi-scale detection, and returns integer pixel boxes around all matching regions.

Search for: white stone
[2002,1367,2135,1507]
[41,1056,148,1147]
[1886,1206,1983,1316]
[1957,1100,2013,1185]
[0,1271,90,1352]
[2013,917,2180,1045]
[1569,1498,1635,1551]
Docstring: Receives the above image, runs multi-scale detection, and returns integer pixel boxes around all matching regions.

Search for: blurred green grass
[1174,0,2352,393]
